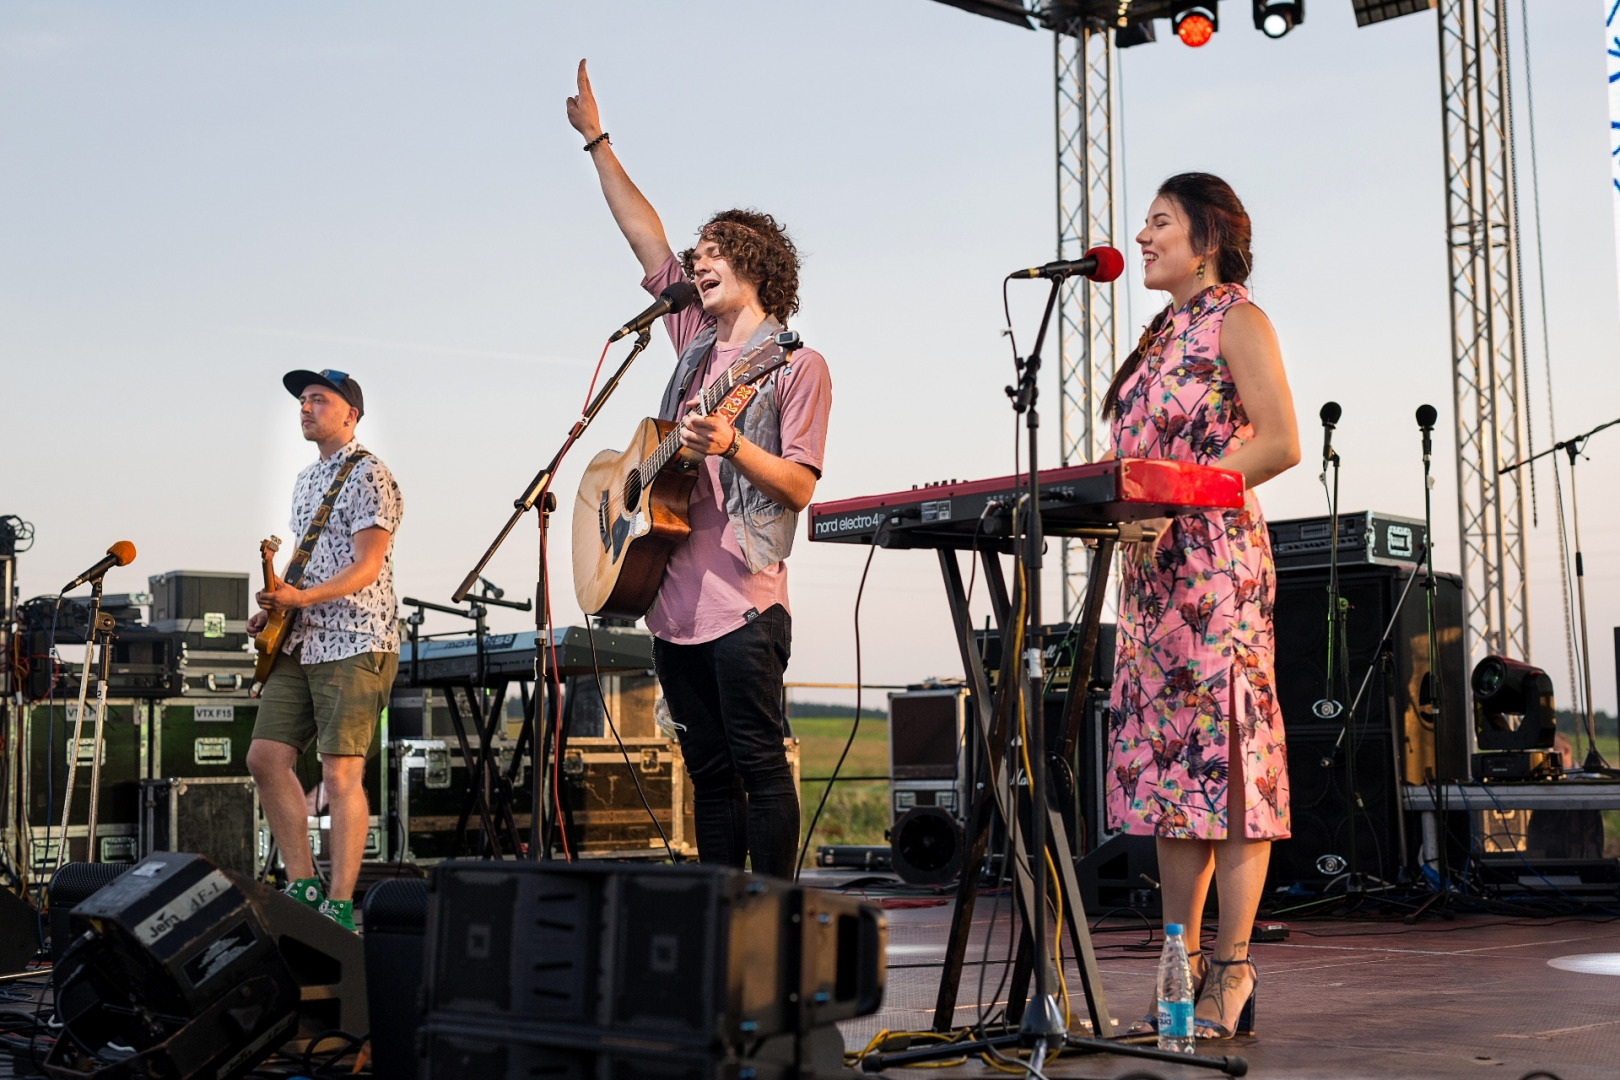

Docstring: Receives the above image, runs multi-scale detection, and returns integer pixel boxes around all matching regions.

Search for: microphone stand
[55,578,117,871]
[1499,415,1620,778]
[1314,433,1360,891]
[1005,275,1065,1058]
[453,327,657,860]
[1408,414,1456,922]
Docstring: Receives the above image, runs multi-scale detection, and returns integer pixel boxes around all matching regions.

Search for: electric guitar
[251,536,290,693]
[571,330,798,620]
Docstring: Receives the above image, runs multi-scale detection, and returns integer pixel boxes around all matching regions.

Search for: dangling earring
[1196,260,1206,281]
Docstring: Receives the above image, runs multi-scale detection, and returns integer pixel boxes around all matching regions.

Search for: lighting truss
[1053,13,1119,620]
[1437,0,1529,666]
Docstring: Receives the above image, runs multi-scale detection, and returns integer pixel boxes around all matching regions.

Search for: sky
[4,2,1617,715]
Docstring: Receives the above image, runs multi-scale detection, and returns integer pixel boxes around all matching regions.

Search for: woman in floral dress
[1104,173,1300,1040]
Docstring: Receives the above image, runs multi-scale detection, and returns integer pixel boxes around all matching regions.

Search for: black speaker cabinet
[1269,564,1466,891]
[1273,563,1468,786]
[363,877,430,1080]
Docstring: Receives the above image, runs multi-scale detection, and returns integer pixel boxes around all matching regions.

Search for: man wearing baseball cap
[246,368,402,931]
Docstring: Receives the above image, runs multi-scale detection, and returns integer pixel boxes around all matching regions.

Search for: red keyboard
[807,458,1244,550]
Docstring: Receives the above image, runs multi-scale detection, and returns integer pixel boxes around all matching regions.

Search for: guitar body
[251,536,291,694]
[572,417,704,620]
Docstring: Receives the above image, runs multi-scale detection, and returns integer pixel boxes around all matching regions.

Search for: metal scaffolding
[1054,17,1117,620]
[1437,0,1529,666]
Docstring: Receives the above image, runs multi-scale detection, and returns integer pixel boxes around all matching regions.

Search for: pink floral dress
[1105,283,1291,840]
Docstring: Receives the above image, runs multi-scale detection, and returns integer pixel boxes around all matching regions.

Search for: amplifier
[147,569,251,623]
[68,630,184,698]
[973,622,1117,691]
[1268,511,1425,572]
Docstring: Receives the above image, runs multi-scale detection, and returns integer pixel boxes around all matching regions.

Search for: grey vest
[657,315,798,574]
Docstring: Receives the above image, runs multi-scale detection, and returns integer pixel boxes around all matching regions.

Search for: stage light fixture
[1254,0,1303,38]
[1173,5,1218,47]
[1114,19,1157,48]
[1471,654,1556,752]
[1351,0,1433,27]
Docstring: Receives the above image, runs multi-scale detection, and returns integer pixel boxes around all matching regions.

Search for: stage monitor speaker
[422,861,883,1058]
[1074,833,1161,918]
[47,853,367,1079]
[47,853,302,1079]
[363,877,429,1080]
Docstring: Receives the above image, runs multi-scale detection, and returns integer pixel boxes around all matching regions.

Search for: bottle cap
[1165,923,1183,935]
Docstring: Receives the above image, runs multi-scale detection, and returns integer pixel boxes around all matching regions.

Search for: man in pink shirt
[567,61,832,878]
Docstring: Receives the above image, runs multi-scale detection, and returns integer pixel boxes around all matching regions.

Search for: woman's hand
[566,59,602,140]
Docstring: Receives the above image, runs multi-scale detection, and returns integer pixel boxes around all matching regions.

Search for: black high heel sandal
[1193,957,1257,1039]
[1125,951,1205,1036]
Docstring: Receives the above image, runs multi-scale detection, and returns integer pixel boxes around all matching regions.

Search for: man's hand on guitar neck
[679,398,818,513]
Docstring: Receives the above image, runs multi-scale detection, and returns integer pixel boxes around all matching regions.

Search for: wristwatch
[721,431,743,459]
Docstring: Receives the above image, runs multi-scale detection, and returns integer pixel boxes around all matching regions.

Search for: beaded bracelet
[583,132,611,152]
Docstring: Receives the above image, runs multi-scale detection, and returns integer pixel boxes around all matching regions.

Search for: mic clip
[1311,699,1343,720]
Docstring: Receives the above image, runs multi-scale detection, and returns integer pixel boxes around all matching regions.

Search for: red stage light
[1176,12,1215,46]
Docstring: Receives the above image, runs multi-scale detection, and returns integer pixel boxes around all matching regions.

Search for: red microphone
[1009,245,1124,283]
[62,540,137,593]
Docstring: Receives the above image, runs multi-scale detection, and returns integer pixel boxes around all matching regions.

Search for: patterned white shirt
[282,439,403,663]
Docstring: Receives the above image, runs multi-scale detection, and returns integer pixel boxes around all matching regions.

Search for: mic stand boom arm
[453,328,656,604]
[451,327,656,859]
[1499,414,1620,777]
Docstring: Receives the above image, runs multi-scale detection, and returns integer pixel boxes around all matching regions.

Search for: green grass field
[792,716,890,851]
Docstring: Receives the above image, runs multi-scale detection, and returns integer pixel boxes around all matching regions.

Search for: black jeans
[653,605,800,878]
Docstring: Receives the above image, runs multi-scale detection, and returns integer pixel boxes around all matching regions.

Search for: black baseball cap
[283,368,365,419]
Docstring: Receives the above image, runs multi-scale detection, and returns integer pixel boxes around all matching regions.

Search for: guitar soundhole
[622,471,642,513]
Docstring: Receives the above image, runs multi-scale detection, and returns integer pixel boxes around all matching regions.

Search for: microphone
[1416,404,1438,465]
[62,540,136,593]
[1009,246,1125,283]
[608,281,701,343]
[1319,401,1342,466]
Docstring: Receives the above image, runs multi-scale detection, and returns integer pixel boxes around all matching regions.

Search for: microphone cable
[794,514,889,879]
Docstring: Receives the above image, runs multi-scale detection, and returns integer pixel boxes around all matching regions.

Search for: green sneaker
[318,898,356,932]
[283,877,325,910]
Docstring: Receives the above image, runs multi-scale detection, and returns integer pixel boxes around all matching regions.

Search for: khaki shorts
[252,648,397,757]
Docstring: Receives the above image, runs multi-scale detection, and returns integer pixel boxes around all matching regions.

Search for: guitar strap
[282,449,371,588]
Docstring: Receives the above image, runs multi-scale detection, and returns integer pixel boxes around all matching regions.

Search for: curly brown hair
[679,209,801,323]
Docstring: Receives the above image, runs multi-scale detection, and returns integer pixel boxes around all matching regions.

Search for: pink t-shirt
[640,255,833,645]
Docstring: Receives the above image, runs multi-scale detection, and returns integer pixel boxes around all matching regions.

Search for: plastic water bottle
[1156,923,1196,1053]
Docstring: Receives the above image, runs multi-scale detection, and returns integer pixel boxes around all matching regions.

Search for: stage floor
[830,881,1620,1080]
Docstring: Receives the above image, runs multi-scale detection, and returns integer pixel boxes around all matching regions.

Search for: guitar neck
[640,347,762,479]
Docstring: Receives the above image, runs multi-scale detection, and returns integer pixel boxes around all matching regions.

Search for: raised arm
[566,59,675,277]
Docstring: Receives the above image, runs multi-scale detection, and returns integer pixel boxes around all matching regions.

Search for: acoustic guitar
[572,330,797,620]
[251,535,290,693]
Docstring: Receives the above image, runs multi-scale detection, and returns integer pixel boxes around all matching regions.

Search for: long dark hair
[1102,173,1253,417]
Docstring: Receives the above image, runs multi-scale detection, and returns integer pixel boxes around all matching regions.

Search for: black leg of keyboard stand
[443,683,504,857]
[461,678,526,857]
[927,540,1119,1038]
